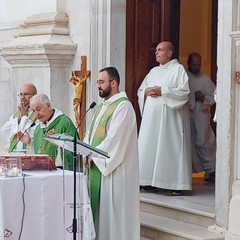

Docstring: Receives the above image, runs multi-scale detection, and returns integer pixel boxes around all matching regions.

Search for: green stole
[89,97,128,221]
[9,111,36,152]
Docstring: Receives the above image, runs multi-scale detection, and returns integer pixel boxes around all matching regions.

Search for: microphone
[89,101,97,108]
[76,101,96,131]
[11,120,36,151]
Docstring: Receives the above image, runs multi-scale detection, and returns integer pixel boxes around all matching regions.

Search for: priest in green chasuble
[83,67,140,240]
[19,94,77,170]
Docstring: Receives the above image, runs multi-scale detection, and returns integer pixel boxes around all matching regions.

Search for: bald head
[20,83,37,95]
[19,83,37,107]
[155,41,175,65]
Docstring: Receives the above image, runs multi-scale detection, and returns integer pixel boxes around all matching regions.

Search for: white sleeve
[0,115,18,142]
[92,102,136,176]
[137,75,148,116]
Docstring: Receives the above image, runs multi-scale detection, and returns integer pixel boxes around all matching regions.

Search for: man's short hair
[30,94,51,105]
[168,42,175,53]
[187,52,201,63]
[99,67,120,85]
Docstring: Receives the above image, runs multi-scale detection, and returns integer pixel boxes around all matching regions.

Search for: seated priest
[19,94,77,170]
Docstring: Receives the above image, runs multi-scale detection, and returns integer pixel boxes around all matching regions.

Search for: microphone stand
[73,132,78,240]
[72,102,96,240]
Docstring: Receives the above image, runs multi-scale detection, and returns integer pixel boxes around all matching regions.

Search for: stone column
[214,0,234,232]
[1,12,77,114]
[87,0,126,124]
[220,1,240,239]
[230,31,240,193]
[225,29,240,240]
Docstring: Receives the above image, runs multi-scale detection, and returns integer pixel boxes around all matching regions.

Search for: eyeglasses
[96,79,114,86]
[18,93,34,97]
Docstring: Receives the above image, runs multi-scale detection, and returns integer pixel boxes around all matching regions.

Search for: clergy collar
[43,109,55,125]
[39,108,64,129]
[159,59,177,69]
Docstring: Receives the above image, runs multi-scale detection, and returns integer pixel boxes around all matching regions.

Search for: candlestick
[5,157,22,178]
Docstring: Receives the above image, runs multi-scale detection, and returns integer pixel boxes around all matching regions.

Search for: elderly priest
[19,93,77,170]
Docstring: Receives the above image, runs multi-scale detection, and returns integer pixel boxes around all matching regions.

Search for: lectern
[45,133,108,240]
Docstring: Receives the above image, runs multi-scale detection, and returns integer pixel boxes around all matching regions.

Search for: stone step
[140,192,215,228]
[140,212,224,240]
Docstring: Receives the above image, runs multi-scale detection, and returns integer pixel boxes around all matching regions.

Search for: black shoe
[140,185,160,192]
[170,190,183,196]
[205,172,215,183]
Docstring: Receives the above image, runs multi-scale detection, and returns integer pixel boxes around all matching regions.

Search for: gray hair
[30,94,51,105]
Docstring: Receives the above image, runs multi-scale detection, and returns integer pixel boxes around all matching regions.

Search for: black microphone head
[90,102,96,109]
[30,122,36,128]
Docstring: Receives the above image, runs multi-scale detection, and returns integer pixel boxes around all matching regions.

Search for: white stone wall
[0,1,92,150]
[0,23,18,151]
[0,0,56,22]
[215,0,235,231]
[0,0,127,150]
[89,0,126,105]
[218,1,240,239]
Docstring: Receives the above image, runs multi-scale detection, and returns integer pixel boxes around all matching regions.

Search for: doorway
[126,0,218,131]
[126,0,181,129]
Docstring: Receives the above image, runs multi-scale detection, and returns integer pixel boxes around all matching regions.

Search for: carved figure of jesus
[70,73,87,125]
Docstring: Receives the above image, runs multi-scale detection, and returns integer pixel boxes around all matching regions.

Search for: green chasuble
[89,97,128,220]
[34,114,77,170]
[9,111,36,152]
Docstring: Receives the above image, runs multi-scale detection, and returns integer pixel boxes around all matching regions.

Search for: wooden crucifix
[70,56,90,140]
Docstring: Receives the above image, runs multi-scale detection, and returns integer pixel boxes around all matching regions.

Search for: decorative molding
[1,12,77,68]
[225,233,240,240]
[235,71,240,84]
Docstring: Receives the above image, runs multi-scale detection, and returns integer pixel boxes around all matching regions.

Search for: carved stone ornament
[1,12,77,68]
[235,71,240,84]
[230,31,240,84]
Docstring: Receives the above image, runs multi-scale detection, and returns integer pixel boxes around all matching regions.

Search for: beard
[99,85,111,98]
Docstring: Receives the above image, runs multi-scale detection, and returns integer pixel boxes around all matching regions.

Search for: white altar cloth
[0,170,95,240]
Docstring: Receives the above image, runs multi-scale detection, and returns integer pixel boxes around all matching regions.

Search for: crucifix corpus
[70,56,90,140]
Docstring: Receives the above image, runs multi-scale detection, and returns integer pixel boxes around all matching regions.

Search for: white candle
[7,167,19,177]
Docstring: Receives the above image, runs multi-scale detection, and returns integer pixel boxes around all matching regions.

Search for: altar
[0,170,95,240]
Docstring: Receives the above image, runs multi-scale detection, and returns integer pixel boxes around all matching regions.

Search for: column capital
[1,12,77,68]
